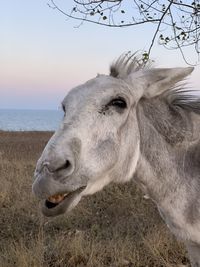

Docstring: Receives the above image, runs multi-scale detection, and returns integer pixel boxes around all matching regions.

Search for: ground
[0,131,190,267]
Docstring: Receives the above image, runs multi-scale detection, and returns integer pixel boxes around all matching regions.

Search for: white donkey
[33,54,200,266]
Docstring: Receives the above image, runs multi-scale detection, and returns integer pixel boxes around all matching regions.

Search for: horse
[32,53,200,266]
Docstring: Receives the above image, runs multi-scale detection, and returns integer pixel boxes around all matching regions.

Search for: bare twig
[48,0,200,64]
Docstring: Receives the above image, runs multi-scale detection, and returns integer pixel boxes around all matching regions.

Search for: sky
[1,0,199,110]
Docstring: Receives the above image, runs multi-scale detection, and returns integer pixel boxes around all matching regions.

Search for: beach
[0,131,188,266]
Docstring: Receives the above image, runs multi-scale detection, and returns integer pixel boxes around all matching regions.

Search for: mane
[166,87,200,114]
[110,52,151,78]
[110,52,200,114]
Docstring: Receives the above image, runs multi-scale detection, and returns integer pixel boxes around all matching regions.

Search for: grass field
[0,131,189,267]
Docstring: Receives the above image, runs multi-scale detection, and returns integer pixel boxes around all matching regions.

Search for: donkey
[32,54,200,266]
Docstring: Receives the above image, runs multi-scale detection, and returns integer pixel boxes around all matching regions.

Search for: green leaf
[142,52,149,61]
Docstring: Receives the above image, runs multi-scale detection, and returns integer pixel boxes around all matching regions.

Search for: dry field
[0,131,189,267]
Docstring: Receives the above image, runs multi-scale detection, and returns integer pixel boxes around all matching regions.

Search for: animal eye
[62,104,66,113]
[109,98,127,109]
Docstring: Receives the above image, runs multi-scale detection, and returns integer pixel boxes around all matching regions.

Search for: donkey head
[32,54,193,216]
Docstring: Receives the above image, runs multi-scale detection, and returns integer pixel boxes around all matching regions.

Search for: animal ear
[141,67,194,98]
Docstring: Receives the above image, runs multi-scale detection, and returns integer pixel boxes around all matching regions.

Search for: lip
[41,186,86,217]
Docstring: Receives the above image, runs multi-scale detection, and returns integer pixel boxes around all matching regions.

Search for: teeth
[47,194,65,204]
[47,192,71,203]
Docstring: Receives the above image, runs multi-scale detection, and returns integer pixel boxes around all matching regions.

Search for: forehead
[62,75,131,106]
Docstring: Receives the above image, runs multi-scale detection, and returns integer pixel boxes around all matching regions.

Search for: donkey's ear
[142,67,194,98]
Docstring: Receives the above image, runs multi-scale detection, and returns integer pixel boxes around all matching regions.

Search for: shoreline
[0,130,54,133]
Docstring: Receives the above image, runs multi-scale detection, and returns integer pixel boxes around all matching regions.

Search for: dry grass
[0,131,189,267]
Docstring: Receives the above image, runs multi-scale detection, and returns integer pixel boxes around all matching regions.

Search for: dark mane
[166,88,200,114]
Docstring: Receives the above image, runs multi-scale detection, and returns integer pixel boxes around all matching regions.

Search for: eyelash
[98,97,127,115]
[108,97,127,109]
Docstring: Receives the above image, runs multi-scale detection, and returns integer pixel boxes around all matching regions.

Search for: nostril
[65,160,71,169]
[55,160,72,172]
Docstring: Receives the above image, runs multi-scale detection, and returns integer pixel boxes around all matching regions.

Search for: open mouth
[45,192,75,209]
[42,186,86,217]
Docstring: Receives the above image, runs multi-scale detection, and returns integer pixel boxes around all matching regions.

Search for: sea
[0,109,63,131]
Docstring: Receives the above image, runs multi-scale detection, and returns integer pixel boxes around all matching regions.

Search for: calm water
[0,109,63,131]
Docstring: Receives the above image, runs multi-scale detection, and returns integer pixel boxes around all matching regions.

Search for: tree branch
[48,0,200,64]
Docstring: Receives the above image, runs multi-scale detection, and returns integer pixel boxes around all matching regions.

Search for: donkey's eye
[62,104,66,113]
[109,98,127,109]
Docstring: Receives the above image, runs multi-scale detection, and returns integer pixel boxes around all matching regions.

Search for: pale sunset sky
[1,0,199,110]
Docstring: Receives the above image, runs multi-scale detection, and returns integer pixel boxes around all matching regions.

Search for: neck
[134,97,199,204]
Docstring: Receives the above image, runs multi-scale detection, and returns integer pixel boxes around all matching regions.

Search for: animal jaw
[39,174,116,217]
[41,186,86,217]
